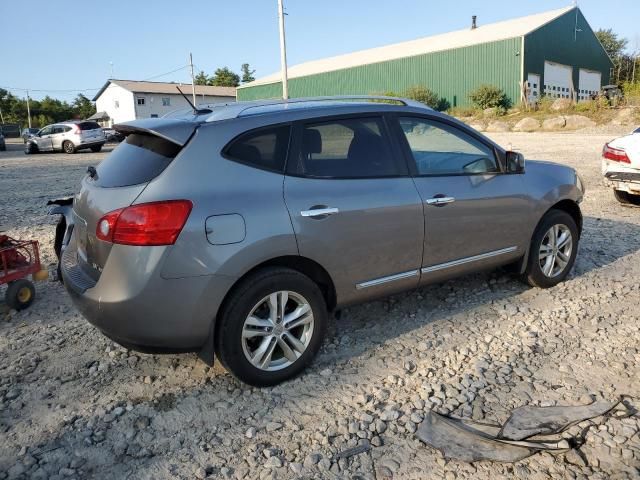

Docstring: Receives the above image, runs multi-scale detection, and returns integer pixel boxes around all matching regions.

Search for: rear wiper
[176,86,213,115]
[87,166,97,179]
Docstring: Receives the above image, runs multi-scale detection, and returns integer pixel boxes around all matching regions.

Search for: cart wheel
[6,279,36,311]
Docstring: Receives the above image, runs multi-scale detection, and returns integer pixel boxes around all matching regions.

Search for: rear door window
[291,117,403,178]
[223,125,290,172]
[95,133,181,187]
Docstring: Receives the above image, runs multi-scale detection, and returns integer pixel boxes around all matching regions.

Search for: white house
[91,79,236,127]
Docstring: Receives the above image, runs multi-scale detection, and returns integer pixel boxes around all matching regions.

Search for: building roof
[93,79,236,101]
[240,6,575,89]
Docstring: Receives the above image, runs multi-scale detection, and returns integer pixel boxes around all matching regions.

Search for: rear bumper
[61,235,236,351]
[602,161,640,194]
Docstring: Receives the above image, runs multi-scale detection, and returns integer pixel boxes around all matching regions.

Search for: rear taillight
[72,125,81,135]
[96,200,192,246]
[603,143,631,163]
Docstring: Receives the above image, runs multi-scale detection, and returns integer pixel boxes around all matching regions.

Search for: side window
[39,126,53,136]
[398,117,499,176]
[52,126,64,134]
[295,117,401,178]
[224,125,291,173]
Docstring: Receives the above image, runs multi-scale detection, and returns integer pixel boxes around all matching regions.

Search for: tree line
[595,29,638,85]
[0,89,96,129]
[194,63,256,87]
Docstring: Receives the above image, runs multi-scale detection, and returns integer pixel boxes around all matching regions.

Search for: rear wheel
[62,140,76,154]
[5,279,36,311]
[614,189,640,206]
[90,145,103,153]
[522,210,579,288]
[215,267,328,387]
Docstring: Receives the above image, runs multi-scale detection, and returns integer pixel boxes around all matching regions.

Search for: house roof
[93,80,236,101]
[240,6,575,89]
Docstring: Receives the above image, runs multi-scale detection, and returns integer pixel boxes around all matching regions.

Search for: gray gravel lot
[0,130,639,480]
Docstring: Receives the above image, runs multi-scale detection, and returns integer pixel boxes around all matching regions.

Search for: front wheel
[522,210,579,288]
[614,189,640,206]
[62,141,76,154]
[5,279,36,310]
[215,267,328,387]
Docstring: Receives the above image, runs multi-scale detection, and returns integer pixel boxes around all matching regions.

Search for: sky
[1,0,638,101]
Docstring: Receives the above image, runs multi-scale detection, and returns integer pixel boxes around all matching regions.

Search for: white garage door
[578,69,602,101]
[544,61,574,100]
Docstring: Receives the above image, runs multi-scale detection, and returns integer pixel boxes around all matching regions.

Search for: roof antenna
[176,86,212,115]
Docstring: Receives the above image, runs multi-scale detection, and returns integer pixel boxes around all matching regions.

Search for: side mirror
[506,151,525,174]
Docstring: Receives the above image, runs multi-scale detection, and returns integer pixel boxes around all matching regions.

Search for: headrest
[303,129,322,154]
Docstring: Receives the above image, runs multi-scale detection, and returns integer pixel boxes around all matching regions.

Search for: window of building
[137,97,145,105]
[398,117,499,176]
[114,100,119,109]
[162,97,171,106]
[224,125,291,172]
[150,114,158,118]
[294,117,402,178]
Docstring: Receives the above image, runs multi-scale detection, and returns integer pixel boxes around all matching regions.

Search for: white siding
[95,83,136,126]
[132,93,232,119]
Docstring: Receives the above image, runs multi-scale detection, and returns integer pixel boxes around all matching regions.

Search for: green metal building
[237,7,612,107]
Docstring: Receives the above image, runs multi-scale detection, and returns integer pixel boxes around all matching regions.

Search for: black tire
[62,140,76,154]
[522,209,579,288]
[614,189,640,206]
[24,143,38,155]
[90,145,103,153]
[215,267,328,387]
[5,279,36,311]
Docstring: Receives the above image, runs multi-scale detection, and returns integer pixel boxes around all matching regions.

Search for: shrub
[404,85,441,109]
[468,84,509,110]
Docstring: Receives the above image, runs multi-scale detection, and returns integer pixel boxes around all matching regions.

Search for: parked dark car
[0,133,6,151]
[57,96,584,386]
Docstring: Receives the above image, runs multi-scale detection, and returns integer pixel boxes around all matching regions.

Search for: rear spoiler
[114,118,199,147]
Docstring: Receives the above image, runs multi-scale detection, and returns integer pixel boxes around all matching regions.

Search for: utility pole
[0,105,4,124]
[26,90,32,129]
[189,53,197,107]
[109,61,114,78]
[277,0,289,100]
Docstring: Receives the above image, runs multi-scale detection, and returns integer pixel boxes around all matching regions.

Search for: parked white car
[602,127,640,205]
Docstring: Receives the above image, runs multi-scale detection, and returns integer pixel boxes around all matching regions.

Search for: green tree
[596,29,628,60]
[211,67,240,87]
[194,70,212,86]
[72,94,96,119]
[241,63,256,83]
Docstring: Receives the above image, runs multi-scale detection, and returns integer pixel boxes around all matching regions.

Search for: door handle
[300,207,339,218]
[425,196,456,206]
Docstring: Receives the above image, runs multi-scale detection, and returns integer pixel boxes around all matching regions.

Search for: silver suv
[25,121,105,154]
[59,96,584,386]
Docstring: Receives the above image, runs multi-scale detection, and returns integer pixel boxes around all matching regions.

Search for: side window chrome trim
[422,247,518,274]
[356,269,420,290]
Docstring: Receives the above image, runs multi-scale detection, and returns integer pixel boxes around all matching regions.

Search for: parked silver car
[25,121,105,154]
[58,96,584,386]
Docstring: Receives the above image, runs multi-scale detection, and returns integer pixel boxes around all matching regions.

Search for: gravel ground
[0,130,639,480]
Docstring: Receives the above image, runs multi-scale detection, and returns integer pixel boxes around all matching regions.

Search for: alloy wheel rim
[539,224,573,278]
[241,291,314,372]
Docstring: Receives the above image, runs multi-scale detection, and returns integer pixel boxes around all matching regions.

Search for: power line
[0,63,193,97]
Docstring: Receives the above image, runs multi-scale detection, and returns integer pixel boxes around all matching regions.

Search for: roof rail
[204,95,430,123]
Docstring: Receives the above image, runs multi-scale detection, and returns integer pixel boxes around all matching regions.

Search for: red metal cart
[0,235,48,310]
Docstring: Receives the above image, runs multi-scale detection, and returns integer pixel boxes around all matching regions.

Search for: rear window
[78,121,101,131]
[223,125,290,172]
[95,133,181,187]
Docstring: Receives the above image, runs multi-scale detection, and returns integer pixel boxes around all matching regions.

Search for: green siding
[238,38,523,107]
[524,8,612,91]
